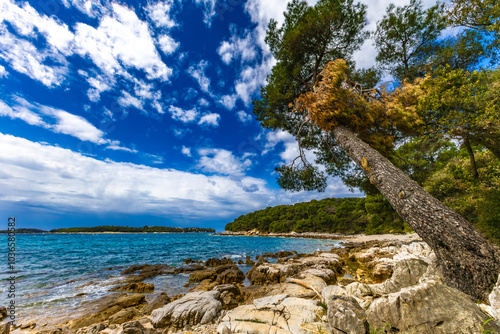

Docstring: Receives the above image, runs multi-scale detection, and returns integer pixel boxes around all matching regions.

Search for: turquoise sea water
[0,233,338,325]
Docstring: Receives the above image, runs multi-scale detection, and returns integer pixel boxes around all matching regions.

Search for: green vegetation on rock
[225,196,406,235]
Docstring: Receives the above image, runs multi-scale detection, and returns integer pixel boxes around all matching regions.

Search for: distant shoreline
[217,230,420,242]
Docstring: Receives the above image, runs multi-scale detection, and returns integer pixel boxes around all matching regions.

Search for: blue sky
[0,0,437,231]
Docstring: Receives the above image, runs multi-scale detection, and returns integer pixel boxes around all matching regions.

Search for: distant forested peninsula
[225,196,408,235]
[0,226,215,233]
[50,225,215,233]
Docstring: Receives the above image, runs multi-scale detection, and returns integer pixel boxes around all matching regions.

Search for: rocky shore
[3,234,500,334]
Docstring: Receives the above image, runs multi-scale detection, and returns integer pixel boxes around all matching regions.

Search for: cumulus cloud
[237,110,252,123]
[0,0,75,56]
[0,24,68,87]
[219,94,237,110]
[198,98,210,107]
[187,60,211,94]
[169,105,199,123]
[0,134,272,218]
[158,35,179,55]
[198,113,220,127]
[217,30,257,65]
[118,92,144,110]
[73,3,172,81]
[0,65,7,77]
[197,148,252,175]
[146,1,176,28]
[181,146,192,156]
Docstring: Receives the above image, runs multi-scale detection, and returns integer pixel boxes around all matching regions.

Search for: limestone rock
[143,293,171,315]
[0,306,7,319]
[218,295,325,334]
[150,290,222,329]
[370,258,428,296]
[300,268,336,284]
[489,273,500,321]
[366,280,500,333]
[327,296,369,334]
[110,283,154,293]
[322,285,346,301]
[67,293,146,330]
[0,323,10,334]
[109,307,138,324]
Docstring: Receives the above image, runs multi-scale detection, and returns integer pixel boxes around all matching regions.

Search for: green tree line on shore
[50,225,215,233]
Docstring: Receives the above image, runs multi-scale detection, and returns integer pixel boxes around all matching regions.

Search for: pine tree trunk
[332,124,500,301]
[463,137,479,178]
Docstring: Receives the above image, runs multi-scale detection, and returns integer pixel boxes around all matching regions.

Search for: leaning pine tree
[254,0,500,301]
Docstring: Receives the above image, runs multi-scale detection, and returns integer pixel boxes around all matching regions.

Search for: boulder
[110,282,154,293]
[143,293,171,315]
[247,265,281,285]
[75,323,106,334]
[150,290,222,329]
[121,264,149,275]
[327,296,369,334]
[218,295,325,334]
[370,258,429,296]
[366,280,500,333]
[0,323,9,334]
[300,268,336,284]
[322,285,346,301]
[214,285,242,310]
[126,264,170,282]
[206,258,234,267]
[109,307,139,324]
[0,306,7,319]
[489,273,500,321]
[66,293,146,330]
[216,268,245,284]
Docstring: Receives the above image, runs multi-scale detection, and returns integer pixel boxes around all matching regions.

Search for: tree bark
[463,136,479,178]
[332,124,500,301]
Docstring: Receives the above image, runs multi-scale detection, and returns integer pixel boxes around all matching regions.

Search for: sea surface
[0,233,339,325]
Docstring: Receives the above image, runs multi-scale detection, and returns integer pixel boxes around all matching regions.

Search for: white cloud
[198,98,210,107]
[0,65,7,77]
[198,113,220,127]
[197,148,252,175]
[169,105,199,123]
[118,92,144,110]
[41,105,107,144]
[106,144,138,153]
[193,0,217,26]
[0,100,45,127]
[0,0,75,56]
[235,58,275,105]
[0,134,272,218]
[73,3,172,82]
[219,94,237,110]
[237,110,252,123]
[217,30,257,65]
[146,1,176,28]
[181,146,192,157]
[86,75,112,102]
[0,98,109,144]
[61,0,111,18]
[158,35,179,55]
[187,60,211,94]
[0,24,67,87]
